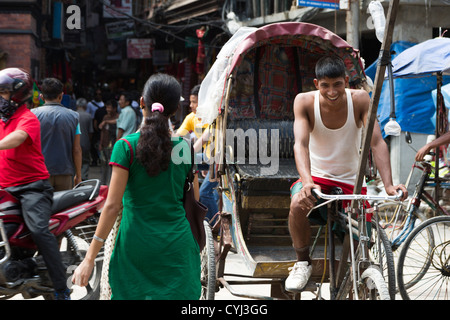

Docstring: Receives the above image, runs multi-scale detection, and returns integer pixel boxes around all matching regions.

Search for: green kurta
[108,133,201,300]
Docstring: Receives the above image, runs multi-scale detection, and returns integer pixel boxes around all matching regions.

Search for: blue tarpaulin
[392,37,450,77]
[365,41,450,137]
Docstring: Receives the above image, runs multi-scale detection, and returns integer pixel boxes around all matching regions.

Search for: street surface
[214,250,329,300]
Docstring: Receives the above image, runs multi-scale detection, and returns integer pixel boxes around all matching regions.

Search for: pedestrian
[285,55,408,292]
[87,88,104,166]
[176,84,207,141]
[86,87,104,119]
[32,77,82,191]
[0,68,70,299]
[98,99,118,185]
[178,84,218,222]
[72,73,201,300]
[116,91,137,140]
[76,97,93,180]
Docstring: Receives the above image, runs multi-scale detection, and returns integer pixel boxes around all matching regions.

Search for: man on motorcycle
[0,68,70,300]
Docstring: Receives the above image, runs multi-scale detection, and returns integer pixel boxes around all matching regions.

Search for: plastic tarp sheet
[432,83,450,117]
[365,41,450,137]
[391,37,450,77]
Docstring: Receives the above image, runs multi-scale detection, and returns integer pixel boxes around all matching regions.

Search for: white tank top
[309,89,362,185]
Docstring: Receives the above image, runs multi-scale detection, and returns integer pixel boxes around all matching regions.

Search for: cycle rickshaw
[196,22,399,300]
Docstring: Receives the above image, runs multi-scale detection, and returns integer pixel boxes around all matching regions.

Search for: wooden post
[353,0,400,195]
[336,0,401,290]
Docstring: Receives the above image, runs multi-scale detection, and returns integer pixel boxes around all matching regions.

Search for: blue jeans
[199,171,219,222]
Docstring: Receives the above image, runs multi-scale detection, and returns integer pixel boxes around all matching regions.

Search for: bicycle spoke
[397,216,450,300]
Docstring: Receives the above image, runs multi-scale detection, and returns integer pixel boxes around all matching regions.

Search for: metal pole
[346,0,360,49]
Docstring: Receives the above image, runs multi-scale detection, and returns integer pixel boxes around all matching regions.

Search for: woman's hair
[315,56,347,80]
[137,73,181,176]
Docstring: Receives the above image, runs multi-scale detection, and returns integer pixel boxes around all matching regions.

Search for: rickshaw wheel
[200,220,216,300]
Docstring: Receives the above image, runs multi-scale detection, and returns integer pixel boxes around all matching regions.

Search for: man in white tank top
[285,56,407,293]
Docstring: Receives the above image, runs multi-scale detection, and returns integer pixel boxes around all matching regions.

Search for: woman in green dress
[72,73,201,300]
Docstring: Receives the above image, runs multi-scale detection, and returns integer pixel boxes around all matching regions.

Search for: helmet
[0,68,33,105]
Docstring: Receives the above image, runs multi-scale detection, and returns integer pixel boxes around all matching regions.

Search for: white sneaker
[285,261,312,292]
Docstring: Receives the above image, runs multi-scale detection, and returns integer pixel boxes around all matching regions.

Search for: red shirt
[0,105,49,187]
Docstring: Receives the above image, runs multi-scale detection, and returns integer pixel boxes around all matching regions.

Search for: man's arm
[358,90,408,199]
[0,130,28,150]
[370,121,395,189]
[116,128,124,141]
[415,131,450,161]
[293,94,313,185]
[292,93,321,209]
[72,134,82,185]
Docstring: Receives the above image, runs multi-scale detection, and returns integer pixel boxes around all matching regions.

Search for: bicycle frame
[312,189,402,300]
[390,161,450,250]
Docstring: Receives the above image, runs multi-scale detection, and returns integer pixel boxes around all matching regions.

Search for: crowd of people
[34,80,147,186]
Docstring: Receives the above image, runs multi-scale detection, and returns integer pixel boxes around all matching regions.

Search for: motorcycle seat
[51,185,94,214]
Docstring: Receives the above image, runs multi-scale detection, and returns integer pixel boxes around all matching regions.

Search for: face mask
[0,96,18,123]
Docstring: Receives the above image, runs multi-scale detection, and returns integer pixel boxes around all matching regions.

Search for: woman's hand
[72,258,95,287]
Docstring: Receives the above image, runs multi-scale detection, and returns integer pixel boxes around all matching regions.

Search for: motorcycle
[0,179,107,300]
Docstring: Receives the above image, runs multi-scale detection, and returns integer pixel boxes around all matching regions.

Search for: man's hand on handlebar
[415,145,432,162]
[385,184,408,201]
[296,182,321,211]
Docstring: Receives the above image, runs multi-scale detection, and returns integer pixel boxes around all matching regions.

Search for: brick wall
[0,12,39,72]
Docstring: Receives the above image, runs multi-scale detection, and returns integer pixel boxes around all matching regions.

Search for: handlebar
[312,189,403,202]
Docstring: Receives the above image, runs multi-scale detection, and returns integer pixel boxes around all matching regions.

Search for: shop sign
[127,39,155,59]
[297,0,345,9]
[105,20,135,39]
[103,0,133,19]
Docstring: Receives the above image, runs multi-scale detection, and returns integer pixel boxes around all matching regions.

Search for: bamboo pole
[353,0,400,195]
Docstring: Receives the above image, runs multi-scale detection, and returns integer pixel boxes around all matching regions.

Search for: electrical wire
[98,0,228,48]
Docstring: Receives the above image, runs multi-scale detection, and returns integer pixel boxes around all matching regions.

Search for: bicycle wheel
[397,216,450,300]
[368,220,396,299]
[200,220,216,300]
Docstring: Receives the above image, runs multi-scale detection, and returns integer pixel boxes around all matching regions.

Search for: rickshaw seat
[227,119,298,210]
[227,119,295,160]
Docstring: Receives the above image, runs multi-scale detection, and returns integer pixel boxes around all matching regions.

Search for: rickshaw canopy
[196,22,367,125]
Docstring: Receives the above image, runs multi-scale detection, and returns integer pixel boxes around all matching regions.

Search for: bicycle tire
[369,220,396,299]
[335,266,391,300]
[397,216,450,300]
[360,266,391,300]
[200,220,216,300]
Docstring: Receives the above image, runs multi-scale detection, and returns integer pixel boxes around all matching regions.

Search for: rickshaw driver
[285,56,408,292]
